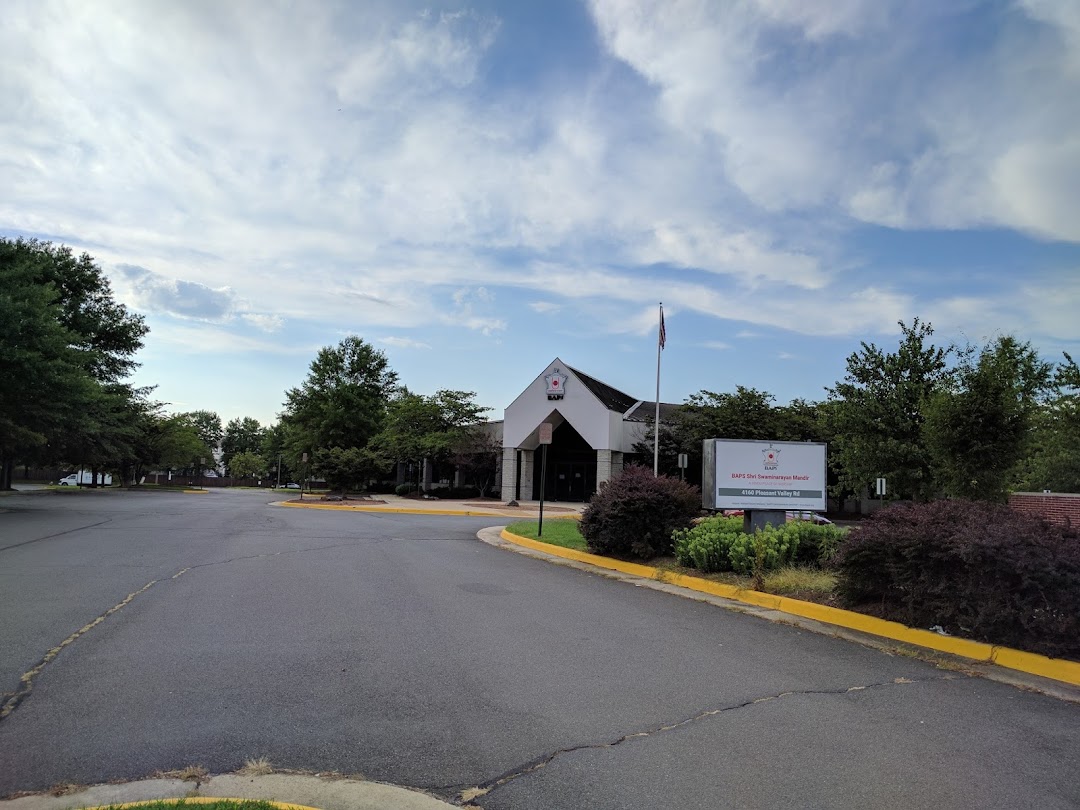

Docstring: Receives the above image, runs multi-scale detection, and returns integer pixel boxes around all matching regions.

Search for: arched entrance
[533,420,596,501]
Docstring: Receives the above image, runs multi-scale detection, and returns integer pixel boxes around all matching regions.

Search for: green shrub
[834,499,1080,659]
[788,521,846,566]
[728,525,798,575]
[394,483,415,496]
[674,514,827,574]
[579,465,701,560]
[673,519,742,571]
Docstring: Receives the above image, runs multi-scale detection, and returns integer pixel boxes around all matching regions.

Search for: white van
[58,471,113,486]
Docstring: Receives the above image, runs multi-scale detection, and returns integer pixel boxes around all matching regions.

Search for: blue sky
[3,0,1079,427]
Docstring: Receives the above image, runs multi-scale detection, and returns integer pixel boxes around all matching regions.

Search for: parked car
[284,482,301,489]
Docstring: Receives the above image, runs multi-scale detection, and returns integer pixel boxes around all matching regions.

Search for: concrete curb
[491,527,1080,691]
[0,773,455,810]
[86,799,317,809]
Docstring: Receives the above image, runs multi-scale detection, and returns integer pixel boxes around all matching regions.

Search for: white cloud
[701,341,732,351]
[1,0,1077,371]
[114,264,235,321]
[241,313,285,333]
[378,336,432,349]
[588,0,1080,242]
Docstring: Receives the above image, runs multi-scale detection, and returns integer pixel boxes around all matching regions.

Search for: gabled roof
[623,401,683,423]
[567,366,639,414]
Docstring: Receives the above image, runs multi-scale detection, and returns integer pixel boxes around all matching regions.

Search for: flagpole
[654,302,663,476]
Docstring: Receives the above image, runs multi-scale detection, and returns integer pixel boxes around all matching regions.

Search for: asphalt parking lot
[1,488,1078,808]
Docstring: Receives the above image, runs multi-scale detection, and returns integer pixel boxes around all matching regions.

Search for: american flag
[659,304,666,350]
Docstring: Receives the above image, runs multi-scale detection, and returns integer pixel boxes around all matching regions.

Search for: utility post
[537,423,553,537]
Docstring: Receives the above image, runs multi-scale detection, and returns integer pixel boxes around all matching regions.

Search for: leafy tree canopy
[374,388,489,465]
[222,417,264,473]
[925,335,1053,501]
[826,318,952,501]
[282,336,398,454]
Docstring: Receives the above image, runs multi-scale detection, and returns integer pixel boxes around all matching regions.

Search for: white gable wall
[503,358,616,450]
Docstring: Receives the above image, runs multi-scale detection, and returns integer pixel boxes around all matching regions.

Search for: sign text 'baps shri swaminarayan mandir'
[708,439,828,511]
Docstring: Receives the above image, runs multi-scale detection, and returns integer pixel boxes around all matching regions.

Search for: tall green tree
[180,410,224,458]
[222,417,264,474]
[374,389,489,477]
[0,238,146,488]
[281,336,399,455]
[1018,352,1080,493]
[924,336,1053,501]
[229,450,268,480]
[260,421,295,484]
[826,319,952,502]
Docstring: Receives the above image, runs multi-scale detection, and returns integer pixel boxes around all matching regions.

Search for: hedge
[834,499,1080,660]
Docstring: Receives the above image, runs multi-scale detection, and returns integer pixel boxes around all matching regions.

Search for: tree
[635,387,784,483]
[260,422,295,485]
[156,415,212,472]
[450,425,502,496]
[229,450,267,480]
[826,319,952,502]
[313,446,385,494]
[924,336,1053,501]
[222,417,264,474]
[374,389,489,484]
[282,336,398,456]
[1018,352,1080,493]
[180,410,224,459]
[0,238,147,488]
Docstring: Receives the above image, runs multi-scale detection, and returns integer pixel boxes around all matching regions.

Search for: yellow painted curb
[277,501,508,517]
[182,489,208,494]
[86,799,319,809]
[499,529,1080,688]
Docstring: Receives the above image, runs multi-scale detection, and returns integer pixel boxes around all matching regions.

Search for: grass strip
[505,519,587,551]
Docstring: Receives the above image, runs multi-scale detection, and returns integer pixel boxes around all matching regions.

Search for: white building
[495,358,680,502]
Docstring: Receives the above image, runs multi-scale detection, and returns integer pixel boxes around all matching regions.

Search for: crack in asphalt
[0,576,161,722]
[0,518,114,553]
[1,536,451,721]
[447,675,959,805]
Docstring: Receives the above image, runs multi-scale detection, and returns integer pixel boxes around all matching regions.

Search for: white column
[520,449,535,501]
[501,447,517,502]
[597,449,613,486]
[610,451,624,480]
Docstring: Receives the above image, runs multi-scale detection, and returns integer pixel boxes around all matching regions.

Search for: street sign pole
[538,423,553,537]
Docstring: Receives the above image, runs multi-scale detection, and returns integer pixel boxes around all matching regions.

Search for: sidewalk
[278,493,583,519]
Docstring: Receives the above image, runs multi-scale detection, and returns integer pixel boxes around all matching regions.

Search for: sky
[3,0,1079,427]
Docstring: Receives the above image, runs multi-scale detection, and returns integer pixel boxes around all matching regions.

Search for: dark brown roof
[567,365,639,413]
[568,365,681,421]
[624,401,683,423]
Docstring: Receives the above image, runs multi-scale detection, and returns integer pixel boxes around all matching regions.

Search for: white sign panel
[709,439,827,511]
[538,422,553,445]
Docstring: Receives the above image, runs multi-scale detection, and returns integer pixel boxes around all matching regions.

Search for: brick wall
[1008,492,1080,527]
